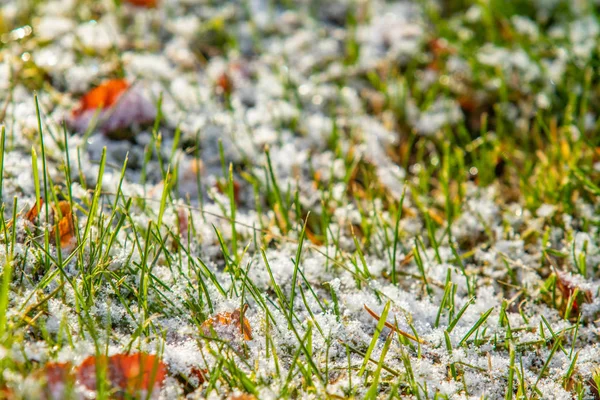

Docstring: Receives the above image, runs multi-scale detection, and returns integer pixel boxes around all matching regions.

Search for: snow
[0,0,598,399]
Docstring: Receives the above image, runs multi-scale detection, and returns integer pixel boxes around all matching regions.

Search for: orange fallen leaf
[8,200,76,252]
[51,201,76,252]
[124,0,158,7]
[69,79,156,136]
[42,362,74,400]
[189,367,208,385]
[72,79,129,118]
[77,353,166,399]
[5,199,42,231]
[173,366,208,395]
[229,394,257,400]
[109,354,167,394]
[201,304,252,341]
[25,199,43,225]
[216,72,234,96]
[0,386,15,400]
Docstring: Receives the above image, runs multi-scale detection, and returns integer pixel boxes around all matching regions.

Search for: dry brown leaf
[25,199,43,225]
[189,367,208,385]
[216,72,234,96]
[77,353,166,399]
[72,79,129,118]
[201,304,253,341]
[41,362,74,400]
[124,0,158,7]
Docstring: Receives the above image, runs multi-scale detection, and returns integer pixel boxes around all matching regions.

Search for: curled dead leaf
[72,79,129,118]
[174,366,208,395]
[51,201,76,252]
[216,72,234,96]
[189,367,208,385]
[5,199,42,231]
[201,304,252,341]
[42,362,74,400]
[69,79,156,136]
[11,200,76,252]
[25,199,43,225]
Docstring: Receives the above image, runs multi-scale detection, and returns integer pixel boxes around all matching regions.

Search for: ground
[0,0,599,399]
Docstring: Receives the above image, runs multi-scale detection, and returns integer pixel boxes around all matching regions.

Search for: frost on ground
[0,0,599,399]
